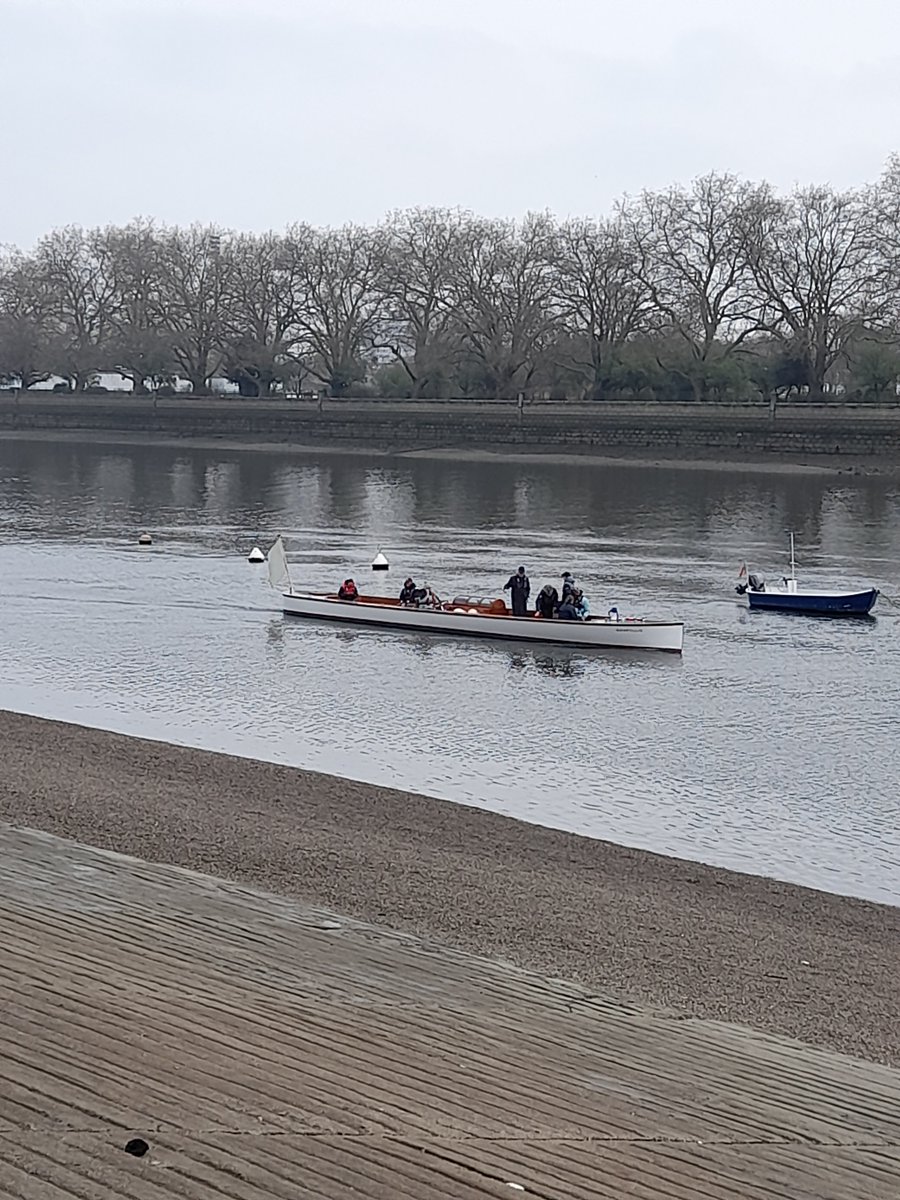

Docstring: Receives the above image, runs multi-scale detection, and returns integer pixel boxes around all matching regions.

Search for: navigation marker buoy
[371,549,389,572]
[248,546,265,563]
[138,533,152,546]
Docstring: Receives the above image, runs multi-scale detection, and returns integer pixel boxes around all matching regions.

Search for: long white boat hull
[281,592,684,653]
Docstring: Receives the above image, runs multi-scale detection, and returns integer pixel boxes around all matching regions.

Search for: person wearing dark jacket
[503,566,530,616]
[561,571,576,603]
[399,577,418,604]
[535,583,558,618]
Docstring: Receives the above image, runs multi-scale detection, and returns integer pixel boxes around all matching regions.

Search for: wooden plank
[1,824,898,1199]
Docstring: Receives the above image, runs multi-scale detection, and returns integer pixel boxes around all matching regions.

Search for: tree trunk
[589,339,605,400]
[810,340,828,399]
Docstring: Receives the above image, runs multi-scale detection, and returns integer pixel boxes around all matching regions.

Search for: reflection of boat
[266,538,684,654]
[318,628,681,675]
[519,652,587,679]
[735,535,879,617]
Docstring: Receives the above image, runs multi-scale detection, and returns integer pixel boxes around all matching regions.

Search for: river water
[1,436,899,904]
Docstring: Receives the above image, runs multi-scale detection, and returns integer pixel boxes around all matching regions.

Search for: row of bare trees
[4,160,900,401]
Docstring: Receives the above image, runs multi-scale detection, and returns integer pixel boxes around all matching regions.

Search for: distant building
[25,373,238,394]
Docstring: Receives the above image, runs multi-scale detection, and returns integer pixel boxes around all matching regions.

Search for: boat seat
[449,597,508,614]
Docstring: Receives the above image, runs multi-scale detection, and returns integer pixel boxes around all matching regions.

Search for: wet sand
[1,427,896,476]
[1,709,898,1066]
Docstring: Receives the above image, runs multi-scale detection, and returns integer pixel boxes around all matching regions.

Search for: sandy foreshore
[2,708,898,1066]
[2,426,897,476]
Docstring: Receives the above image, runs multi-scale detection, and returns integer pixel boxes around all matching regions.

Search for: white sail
[266,536,293,593]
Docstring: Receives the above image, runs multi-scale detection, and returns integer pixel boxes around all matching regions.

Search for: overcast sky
[4,0,899,247]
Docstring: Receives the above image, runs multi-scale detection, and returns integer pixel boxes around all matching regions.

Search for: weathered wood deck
[1,823,898,1199]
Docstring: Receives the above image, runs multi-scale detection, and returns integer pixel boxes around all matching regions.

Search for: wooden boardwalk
[1,824,898,1199]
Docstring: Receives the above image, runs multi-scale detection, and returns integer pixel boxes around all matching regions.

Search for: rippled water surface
[1,437,899,904]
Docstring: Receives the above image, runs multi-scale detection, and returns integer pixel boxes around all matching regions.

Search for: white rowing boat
[265,538,685,654]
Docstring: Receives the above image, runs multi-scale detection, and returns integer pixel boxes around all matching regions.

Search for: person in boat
[572,588,590,620]
[337,578,359,602]
[535,583,558,619]
[557,595,580,620]
[503,566,530,617]
[399,577,418,605]
[561,571,576,603]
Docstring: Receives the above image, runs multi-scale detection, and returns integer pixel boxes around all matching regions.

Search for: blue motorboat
[735,535,879,617]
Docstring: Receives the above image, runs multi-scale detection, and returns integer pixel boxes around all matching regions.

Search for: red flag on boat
[738,563,747,578]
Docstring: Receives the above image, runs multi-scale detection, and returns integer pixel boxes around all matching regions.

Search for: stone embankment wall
[2,394,900,458]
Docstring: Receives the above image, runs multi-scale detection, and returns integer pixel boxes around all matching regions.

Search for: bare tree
[283,223,387,396]
[155,225,233,394]
[621,174,766,399]
[222,232,300,397]
[33,226,118,390]
[99,219,175,393]
[451,213,559,398]
[743,184,883,396]
[4,158,900,404]
[0,249,56,388]
[872,153,900,268]
[554,215,653,397]
[378,208,468,397]
[869,156,900,339]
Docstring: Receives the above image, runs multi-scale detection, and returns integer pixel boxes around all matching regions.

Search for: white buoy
[248,546,265,563]
[371,549,389,572]
[138,533,152,546]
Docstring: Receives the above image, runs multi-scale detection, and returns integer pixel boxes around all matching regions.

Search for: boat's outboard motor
[736,572,765,596]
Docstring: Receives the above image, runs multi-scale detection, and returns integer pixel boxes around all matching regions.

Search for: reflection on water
[1,437,899,905]
[508,650,587,679]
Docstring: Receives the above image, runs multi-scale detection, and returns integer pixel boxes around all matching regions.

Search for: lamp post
[204,233,222,394]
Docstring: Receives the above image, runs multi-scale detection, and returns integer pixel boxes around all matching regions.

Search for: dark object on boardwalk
[504,567,530,617]
[124,1138,149,1157]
